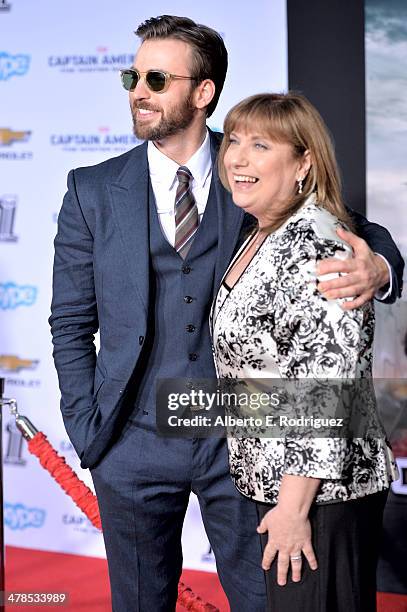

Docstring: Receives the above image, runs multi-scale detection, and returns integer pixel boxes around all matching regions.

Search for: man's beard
[131,92,196,141]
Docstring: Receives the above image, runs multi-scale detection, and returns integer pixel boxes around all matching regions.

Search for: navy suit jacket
[50,131,246,468]
[49,129,404,469]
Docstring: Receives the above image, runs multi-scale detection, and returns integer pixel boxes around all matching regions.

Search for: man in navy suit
[50,15,404,612]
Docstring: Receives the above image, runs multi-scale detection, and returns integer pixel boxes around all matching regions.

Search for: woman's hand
[257,505,318,585]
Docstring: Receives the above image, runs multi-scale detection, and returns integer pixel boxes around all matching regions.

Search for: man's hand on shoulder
[316,227,390,310]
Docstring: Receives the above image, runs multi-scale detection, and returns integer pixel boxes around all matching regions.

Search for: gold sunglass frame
[119,68,196,93]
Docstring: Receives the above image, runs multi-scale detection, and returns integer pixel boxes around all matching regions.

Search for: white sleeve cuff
[374,254,392,301]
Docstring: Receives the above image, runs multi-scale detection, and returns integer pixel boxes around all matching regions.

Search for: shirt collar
[183,129,212,189]
[147,129,212,195]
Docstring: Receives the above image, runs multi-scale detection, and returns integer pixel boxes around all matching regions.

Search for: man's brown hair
[135,15,228,117]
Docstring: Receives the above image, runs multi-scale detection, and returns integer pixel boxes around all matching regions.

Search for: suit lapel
[105,132,246,314]
[106,143,149,314]
[208,131,245,289]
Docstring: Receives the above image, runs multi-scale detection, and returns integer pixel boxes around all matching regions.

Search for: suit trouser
[91,422,267,612]
[257,489,388,612]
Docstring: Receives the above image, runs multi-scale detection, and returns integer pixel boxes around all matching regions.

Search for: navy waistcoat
[131,180,219,427]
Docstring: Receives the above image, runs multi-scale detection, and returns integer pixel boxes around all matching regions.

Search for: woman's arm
[260,220,374,584]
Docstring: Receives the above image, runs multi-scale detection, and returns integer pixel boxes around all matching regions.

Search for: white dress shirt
[147,131,212,246]
[375,254,392,301]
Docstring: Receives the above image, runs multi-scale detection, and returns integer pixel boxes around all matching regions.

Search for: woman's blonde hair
[218,92,353,230]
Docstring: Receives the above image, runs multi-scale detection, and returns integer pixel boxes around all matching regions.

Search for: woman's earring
[297,178,303,194]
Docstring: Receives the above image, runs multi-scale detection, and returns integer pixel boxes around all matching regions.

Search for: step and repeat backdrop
[1,0,406,588]
[0,0,288,569]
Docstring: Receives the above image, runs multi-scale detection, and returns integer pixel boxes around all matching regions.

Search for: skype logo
[0,52,30,80]
[5,503,46,530]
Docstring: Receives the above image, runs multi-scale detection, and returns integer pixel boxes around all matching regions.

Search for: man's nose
[131,75,150,99]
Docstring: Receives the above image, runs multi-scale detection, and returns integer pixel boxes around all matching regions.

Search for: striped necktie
[174,166,199,259]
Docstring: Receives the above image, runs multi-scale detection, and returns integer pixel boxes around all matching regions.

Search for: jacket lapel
[105,132,248,314]
[106,143,149,314]
[208,131,245,289]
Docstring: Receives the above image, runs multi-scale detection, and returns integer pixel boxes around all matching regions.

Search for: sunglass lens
[121,70,139,91]
[146,71,167,92]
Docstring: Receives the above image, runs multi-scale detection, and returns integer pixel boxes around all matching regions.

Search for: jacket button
[186,324,196,333]
[184,295,193,304]
[189,353,198,361]
[182,265,191,274]
[139,336,144,345]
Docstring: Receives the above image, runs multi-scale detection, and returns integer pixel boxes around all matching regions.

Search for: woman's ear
[297,149,311,180]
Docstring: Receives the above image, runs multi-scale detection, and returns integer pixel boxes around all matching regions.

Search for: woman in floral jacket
[211,92,397,611]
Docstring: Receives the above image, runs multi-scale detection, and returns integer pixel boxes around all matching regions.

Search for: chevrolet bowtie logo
[0,128,31,146]
[0,355,39,372]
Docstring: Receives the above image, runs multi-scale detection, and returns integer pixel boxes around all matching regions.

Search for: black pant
[257,490,388,612]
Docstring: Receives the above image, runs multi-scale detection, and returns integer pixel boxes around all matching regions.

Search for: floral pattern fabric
[211,198,397,504]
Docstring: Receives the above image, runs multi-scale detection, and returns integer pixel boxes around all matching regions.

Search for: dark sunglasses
[120,68,196,93]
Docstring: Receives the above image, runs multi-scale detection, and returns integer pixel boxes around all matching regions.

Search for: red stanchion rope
[177,582,219,611]
[28,432,102,530]
[26,430,220,612]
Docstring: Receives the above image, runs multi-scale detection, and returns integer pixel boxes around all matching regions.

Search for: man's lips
[134,106,161,120]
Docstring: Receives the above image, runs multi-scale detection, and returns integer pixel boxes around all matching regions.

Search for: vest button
[184,295,193,304]
[182,265,191,274]
[186,324,196,333]
[189,353,198,361]
[139,336,144,345]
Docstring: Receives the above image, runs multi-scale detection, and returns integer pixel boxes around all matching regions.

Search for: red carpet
[5,546,407,611]
[5,546,228,611]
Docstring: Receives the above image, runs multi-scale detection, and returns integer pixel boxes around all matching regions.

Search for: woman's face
[223,127,309,224]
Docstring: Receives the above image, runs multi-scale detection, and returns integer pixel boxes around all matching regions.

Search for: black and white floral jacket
[211,196,397,504]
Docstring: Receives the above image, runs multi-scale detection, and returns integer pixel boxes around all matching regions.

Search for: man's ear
[194,79,216,112]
